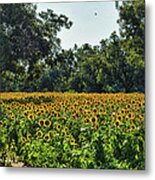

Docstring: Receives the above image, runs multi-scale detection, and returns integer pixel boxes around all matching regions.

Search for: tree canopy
[0,1,145,93]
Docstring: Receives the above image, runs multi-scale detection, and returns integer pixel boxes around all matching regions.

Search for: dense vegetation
[0,92,145,169]
[0,1,145,93]
[0,1,145,169]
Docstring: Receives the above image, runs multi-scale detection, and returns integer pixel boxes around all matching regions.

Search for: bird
[94,12,97,16]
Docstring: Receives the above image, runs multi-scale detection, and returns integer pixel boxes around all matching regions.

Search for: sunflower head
[52,110,58,117]
[36,130,43,138]
[44,133,51,142]
[84,117,90,124]
[40,109,45,114]
[28,113,34,121]
[37,111,43,117]
[38,119,44,127]
[125,103,131,109]
[44,119,52,128]
[116,114,123,122]
[21,137,27,144]
[136,102,142,108]
[131,123,137,131]
[111,112,116,119]
[94,123,99,130]
[70,138,77,146]
[56,123,61,131]
[0,120,3,127]
[120,108,126,115]
[138,114,144,121]
[131,100,136,105]
[91,116,98,124]
[128,112,135,120]
[92,107,97,114]
[10,114,15,120]
[7,106,11,111]
[114,120,121,127]
[27,133,32,141]
[72,113,76,120]
[79,135,86,142]
[61,129,68,137]
[109,104,115,111]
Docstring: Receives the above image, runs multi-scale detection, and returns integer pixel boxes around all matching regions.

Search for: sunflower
[36,130,43,138]
[120,108,126,115]
[61,129,68,137]
[27,105,32,111]
[38,119,44,127]
[78,107,83,112]
[136,102,143,108]
[130,123,137,131]
[64,127,69,132]
[109,104,115,111]
[72,113,76,120]
[26,134,32,142]
[111,112,116,119]
[85,109,91,116]
[40,109,45,114]
[114,120,121,127]
[79,135,86,142]
[21,137,27,144]
[42,103,47,109]
[51,110,58,117]
[128,112,135,120]
[27,133,32,140]
[84,117,90,124]
[94,123,99,130]
[56,123,61,131]
[137,114,144,121]
[70,138,77,146]
[100,109,107,115]
[10,114,15,120]
[7,106,11,111]
[44,119,52,128]
[131,100,136,105]
[44,133,51,142]
[125,103,131,109]
[28,113,34,121]
[125,115,130,122]
[38,111,44,117]
[92,107,97,114]
[91,116,98,124]
[116,114,123,122]
[0,120,3,127]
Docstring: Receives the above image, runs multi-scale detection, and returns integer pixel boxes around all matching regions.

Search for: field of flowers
[0,92,145,169]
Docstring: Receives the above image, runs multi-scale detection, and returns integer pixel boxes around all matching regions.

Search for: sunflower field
[0,92,145,169]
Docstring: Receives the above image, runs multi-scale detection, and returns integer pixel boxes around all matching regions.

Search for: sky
[36,1,119,50]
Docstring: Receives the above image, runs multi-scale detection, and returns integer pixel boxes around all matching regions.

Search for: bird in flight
[94,12,97,16]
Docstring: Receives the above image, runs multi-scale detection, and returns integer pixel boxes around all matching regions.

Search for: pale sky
[36,1,119,50]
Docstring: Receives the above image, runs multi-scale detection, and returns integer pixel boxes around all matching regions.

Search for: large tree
[0,3,72,91]
[117,0,145,92]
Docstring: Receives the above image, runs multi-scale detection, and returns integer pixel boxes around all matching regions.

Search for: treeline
[0,1,145,93]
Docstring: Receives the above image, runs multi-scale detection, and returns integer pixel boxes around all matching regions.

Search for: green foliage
[0,3,72,92]
[0,1,144,93]
[0,92,145,169]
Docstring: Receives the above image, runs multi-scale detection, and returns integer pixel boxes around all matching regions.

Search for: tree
[0,2,144,93]
[117,0,145,92]
[39,48,77,92]
[0,3,72,91]
[98,32,125,92]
